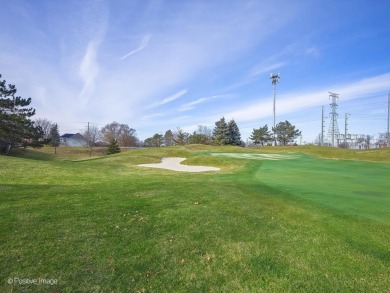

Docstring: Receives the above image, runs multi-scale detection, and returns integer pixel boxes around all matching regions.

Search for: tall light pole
[387,91,390,146]
[270,73,280,146]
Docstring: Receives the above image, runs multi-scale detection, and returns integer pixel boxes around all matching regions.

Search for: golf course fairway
[0,145,389,292]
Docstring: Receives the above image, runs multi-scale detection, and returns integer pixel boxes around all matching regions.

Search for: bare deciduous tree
[101,122,138,147]
[82,125,102,156]
[34,118,54,142]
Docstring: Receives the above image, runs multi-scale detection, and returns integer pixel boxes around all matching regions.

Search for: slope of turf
[0,146,389,292]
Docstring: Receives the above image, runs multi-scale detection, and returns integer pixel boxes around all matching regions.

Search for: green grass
[0,145,389,292]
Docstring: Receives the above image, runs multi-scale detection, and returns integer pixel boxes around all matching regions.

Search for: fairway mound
[137,157,220,173]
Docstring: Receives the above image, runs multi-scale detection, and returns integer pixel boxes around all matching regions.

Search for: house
[60,133,86,147]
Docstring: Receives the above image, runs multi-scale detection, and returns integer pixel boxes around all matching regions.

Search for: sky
[1,0,390,143]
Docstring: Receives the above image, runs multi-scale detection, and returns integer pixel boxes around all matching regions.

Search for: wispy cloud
[305,46,320,58]
[72,0,109,106]
[147,89,188,109]
[251,62,286,76]
[161,89,188,105]
[79,40,100,104]
[141,112,165,121]
[120,34,152,60]
[179,95,222,112]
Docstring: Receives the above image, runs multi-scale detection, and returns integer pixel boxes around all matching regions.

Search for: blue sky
[1,0,390,143]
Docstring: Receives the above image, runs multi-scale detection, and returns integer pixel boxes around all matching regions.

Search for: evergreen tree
[227,119,241,146]
[153,133,164,147]
[250,124,272,146]
[272,120,301,146]
[213,117,229,145]
[49,124,60,154]
[164,130,174,146]
[107,139,120,154]
[0,74,43,155]
[173,128,189,145]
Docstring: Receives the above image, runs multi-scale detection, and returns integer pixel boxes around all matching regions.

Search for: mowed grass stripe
[0,146,389,292]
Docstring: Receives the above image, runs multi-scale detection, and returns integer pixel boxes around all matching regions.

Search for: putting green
[210,152,299,160]
[213,153,390,223]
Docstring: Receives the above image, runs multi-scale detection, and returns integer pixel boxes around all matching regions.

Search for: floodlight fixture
[270,73,280,85]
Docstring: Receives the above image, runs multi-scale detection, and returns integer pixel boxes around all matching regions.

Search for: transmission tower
[328,92,340,147]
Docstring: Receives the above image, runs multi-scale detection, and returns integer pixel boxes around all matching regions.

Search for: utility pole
[387,91,390,147]
[344,113,350,149]
[328,92,340,147]
[270,73,280,146]
[87,122,90,148]
[322,106,325,146]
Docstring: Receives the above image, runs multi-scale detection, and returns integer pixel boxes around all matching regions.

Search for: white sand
[138,157,220,173]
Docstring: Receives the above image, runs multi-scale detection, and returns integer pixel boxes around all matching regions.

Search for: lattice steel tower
[328,92,340,147]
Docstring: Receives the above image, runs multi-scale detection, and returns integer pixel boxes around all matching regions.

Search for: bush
[107,139,120,155]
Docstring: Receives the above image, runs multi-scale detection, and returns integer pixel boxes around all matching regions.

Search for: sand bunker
[138,157,220,173]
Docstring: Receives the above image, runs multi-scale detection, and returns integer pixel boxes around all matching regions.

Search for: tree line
[1,73,302,155]
[250,121,301,146]
[142,117,301,148]
[142,117,242,147]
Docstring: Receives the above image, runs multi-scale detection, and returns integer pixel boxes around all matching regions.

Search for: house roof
[60,133,85,140]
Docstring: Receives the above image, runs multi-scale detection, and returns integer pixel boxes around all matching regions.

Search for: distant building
[60,133,86,147]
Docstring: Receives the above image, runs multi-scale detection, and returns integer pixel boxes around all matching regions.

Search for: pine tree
[0,74,43,155]
[272,120,301,146]
[107,139,120,154]
[164,129,174,146]
[250,124,272,146]
[227,119,241,146]
[173,128,189,145]
[49,124,60,154]
[213,117,229,145]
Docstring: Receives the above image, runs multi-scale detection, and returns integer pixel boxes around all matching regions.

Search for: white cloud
[251,62,286,76]
[179,95,221,112]
[79,40,100,104]
[147,89,188,109]
[120,34,152,60]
